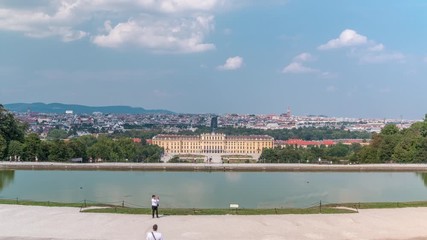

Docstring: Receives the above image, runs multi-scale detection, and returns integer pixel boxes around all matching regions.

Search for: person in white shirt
[146,224,163,240]
[151,195,160,218]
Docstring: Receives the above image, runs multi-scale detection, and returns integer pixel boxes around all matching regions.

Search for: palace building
[152,133,274,155]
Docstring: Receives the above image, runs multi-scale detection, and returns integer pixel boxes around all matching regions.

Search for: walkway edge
[2,162,427,172]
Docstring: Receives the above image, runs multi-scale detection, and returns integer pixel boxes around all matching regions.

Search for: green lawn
[2,199,427,215]
[81,206,354,215]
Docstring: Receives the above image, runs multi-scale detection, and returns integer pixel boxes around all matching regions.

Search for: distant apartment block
[152,133,274,154]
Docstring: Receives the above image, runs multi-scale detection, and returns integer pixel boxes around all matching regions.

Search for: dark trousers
[152,205,158,218]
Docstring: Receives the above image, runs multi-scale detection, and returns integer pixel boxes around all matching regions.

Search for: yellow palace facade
[152,133,274,154]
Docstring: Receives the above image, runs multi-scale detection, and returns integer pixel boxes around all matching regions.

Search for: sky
[1,0,427,119]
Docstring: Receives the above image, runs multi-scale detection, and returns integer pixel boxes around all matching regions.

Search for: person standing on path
[146,224,163,240]
[151,195,160,218]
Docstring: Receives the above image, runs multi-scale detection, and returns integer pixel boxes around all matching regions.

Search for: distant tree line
[259,143,362,163]
[260,116,427,164]
[353,117,427,163]
[3,134,163,163]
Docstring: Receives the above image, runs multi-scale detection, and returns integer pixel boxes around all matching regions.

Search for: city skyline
[1,1,427,119]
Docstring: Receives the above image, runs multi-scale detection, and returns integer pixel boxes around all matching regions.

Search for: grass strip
[2,199,427,215]
[81,207,355,215]
[326,201,427,209]
[0,199,110,208]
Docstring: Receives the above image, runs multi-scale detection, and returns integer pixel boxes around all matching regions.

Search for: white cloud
[293,52,314,62]
[283,52,319,74]
[81,0,222,14]
[93,15,215,53]
[217,56,243,70]
[144,0,221,13]
[0,0,223,52]
[318,29,368,50]
[320,72,336,79]
[369,43,384,52]
[282,53,334,76]
[282,62,316,74]
[359,52,405,64]
[318,29,405,64]
[0,5,88,41]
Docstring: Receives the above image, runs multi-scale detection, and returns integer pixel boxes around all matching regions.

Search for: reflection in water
[224,172,242,182]
[416,172,427,187]
[0,170,15,192]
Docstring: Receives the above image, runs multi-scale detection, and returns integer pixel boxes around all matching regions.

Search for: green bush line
[2,199,427,215]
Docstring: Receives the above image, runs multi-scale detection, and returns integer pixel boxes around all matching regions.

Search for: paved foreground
[1,205,427,240]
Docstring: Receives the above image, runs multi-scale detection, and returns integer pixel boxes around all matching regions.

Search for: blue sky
[1,0,427,119]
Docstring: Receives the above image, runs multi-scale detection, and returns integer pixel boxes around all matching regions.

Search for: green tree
[0,135,6,160]
[377,135,400,162]
[381,124,399,136]
[48,140,72,162]
[326,143,350,158]
[47,129,68,140]
[355,133,381,163]
[22,133,42,161]
[0,104,26,143]
[68,139,88,161]
[87,136,113,161]
[136,145,163,162]
[413,138,427,163]
[39,141,51,161]
[308,146,326,161]
[347,143,362,162]
[372,125,400,162]
[77,135,98,148]
[259,148,278,163]
[114,138,138,161]
[353,118,427,163]
[349,143,362,153]
[282,146,302,163]
[355,145,378,163]
[7,140,24,160]
[391,127,420,162]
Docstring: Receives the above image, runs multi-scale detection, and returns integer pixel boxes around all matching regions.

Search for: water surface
[1,170,427,208]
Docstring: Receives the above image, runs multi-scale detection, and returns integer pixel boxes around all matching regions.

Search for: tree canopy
[0,104,26,144]
[0,105,26,159]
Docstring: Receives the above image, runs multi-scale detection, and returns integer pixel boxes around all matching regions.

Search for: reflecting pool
[1,170,427,208]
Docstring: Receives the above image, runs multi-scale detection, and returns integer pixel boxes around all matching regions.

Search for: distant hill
[4,103,174,114]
